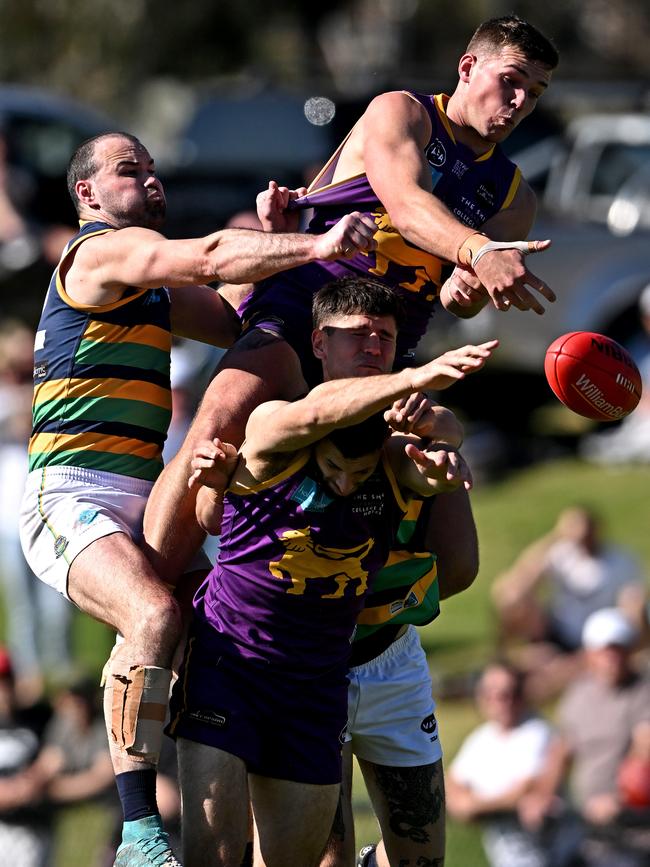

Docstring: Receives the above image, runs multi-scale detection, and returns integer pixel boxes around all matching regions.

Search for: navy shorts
[167,624,349,785]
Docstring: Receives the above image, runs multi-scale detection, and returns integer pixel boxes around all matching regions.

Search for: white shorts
[20,466,153,599]
[345,624,442,767]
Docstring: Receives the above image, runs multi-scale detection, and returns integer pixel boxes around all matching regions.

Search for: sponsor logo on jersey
[421,713,438,737]
[426,139,446,168]
[291,477,333,512]
[476,181,497,208]
[452,159,468,179]
[34,361,48,379]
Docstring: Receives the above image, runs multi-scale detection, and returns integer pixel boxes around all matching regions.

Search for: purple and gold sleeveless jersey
[193,450,408,678]
[239,92,521,376]
[28,221,172,482]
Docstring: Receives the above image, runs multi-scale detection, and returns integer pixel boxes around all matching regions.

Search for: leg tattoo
[373,763,444,845]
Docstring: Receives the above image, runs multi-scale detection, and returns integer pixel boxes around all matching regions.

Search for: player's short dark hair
[66,132,143,211]
[326,411,390,459]
[467,14,559,70]
[312,277,406,331]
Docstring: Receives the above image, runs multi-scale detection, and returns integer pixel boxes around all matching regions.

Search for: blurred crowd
[448,605,650,867]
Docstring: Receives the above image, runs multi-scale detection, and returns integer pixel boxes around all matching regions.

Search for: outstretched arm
[64,211,377,306]
[244,341,497,458]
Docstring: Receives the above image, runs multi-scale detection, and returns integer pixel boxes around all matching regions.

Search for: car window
[591,143,650,197]
[8,116,87,177]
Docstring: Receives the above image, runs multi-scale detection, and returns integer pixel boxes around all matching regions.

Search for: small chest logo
[476,181,497,208]
[426,139,447,168]
[290,477,333,512]
[34,361,48,379]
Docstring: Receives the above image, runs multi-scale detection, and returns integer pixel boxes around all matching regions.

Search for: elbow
[388,206,416,240]
[437,547,479,600]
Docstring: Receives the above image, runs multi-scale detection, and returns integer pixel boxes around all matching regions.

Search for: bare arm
[490,531,556,610]
[243,342,496,458]
[188,438,240,534]
[64,212,376,306]
[362,92,554,314]
[169,284,241,346]
[446,771,538,822]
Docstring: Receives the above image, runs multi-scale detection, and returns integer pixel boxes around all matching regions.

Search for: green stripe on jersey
[33,396,171,433]
[75,339,170,374]
[28,448,162,482]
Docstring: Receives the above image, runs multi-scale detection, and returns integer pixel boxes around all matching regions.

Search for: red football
[544,331,642,421]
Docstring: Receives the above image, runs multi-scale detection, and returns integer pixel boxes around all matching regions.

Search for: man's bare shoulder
[74,224,165,257]
[63,225,166,305]
[362,90,431,146]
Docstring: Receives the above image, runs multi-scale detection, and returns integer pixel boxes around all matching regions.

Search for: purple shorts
[167,624,349,785]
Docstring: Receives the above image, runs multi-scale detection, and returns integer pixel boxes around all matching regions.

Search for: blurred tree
[0,0,647,117]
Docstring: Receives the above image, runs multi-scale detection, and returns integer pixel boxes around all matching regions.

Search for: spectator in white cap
[520,608,650,866]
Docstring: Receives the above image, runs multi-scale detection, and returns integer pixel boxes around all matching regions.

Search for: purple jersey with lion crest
[193,450,407,679]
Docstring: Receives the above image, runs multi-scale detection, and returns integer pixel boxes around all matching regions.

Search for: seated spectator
[491,505,648,700]
[0,646,54,867]
[446,660,580,867]
[40,677,116,809]
[527,608,650,867]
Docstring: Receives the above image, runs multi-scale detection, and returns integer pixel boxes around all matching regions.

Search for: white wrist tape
[471,240,535,268]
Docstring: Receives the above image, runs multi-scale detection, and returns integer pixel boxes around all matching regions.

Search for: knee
[132,591,183,652]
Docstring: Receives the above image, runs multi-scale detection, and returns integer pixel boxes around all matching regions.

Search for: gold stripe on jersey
[228,450,311,496]
[81,320,171,351]
[33,377,172,411]
[381,452,410,515]
[356,556,438,625]
[29,431,162,460]
[501,166,522,210]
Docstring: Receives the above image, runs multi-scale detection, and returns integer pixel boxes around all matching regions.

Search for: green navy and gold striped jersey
[28,221,172,482]
[350,498,440,665]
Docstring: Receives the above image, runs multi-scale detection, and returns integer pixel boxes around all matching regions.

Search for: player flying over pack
[143,14,559,590]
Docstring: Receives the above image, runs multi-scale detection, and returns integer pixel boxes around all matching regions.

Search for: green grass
[3,457,649,865]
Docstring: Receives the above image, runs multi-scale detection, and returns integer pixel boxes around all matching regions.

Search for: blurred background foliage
[0,0,649,119]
